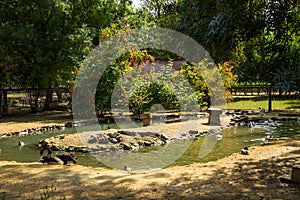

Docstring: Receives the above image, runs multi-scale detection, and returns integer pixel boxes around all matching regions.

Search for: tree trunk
[29,90,40,113]
[3,90,8,115]
[55,88,62,102]
[279,88,283,97]
[43,87,53,111]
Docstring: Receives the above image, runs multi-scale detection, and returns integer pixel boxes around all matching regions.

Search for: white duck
[216,134,223,141]
[18,141,25,147]
[123,165,132,173]
[241,147,250,155]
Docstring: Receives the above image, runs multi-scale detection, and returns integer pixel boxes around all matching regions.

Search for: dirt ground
[0,110,300,200]
[0,110,72,135]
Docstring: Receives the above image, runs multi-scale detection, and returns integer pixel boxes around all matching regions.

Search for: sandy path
[0,111,72,135]
[0,139,300,200]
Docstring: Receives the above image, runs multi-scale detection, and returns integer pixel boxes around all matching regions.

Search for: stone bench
[280,165,300,184]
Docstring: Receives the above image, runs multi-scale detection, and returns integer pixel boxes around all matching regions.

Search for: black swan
[39,147,77,165]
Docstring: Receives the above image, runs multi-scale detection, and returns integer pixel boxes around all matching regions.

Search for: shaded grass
[226,96,300,111]
[7,93,27,98]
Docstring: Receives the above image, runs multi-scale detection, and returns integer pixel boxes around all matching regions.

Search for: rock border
[0,121,76,139]
[39,125,228,153]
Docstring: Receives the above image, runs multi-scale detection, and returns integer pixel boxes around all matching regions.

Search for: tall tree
[232,0,300,93]
[176,0,300,92]
[0,0,137,112]
[0,0,92,111]
[140,0,180,28]
[176,0,267,62]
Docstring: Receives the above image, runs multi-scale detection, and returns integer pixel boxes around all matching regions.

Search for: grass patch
[7,93,27,98]
[226,96,300,111]
[40,184,66,200]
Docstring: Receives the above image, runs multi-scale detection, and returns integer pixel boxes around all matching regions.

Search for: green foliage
[273,67,300,94]
[231,1,300,93]
[175,0,300,94]
[0,0,141,113]
[140,0,180,28]
[129,83,180,117]
[176,0,271,62]
[94,24,155,115]
[1,0,89,87]
[40,184,66,200]
[116,63,199,117]
[0,0,97,112]
[3,0,299,118]
[123,59,238,116]
[217,61,238,101]
[179,62,208,107]
[0,1,137,83]
[236,82,269,86]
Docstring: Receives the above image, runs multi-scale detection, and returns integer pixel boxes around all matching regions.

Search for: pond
[0,120,299,170]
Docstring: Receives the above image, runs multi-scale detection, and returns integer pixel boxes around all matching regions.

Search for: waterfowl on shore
[123,165,132,173]
[239,122,246,126]
[248,121,255,128]
[73,123,78,127]
[259,107,265,115]
[241,147,250,155]
[19,131,28,136]
[39,147,77,165]
[216,134,223,141]
[18,141,25,146]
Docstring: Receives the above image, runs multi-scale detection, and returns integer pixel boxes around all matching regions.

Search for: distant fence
[229,85,273,112]
[0,87,68,116]
[229,85,271,96]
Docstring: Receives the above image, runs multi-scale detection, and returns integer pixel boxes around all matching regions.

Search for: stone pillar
[140,113,152,126]
[268,84,272,112]
[291,165,300,184]
[208,108,222,125]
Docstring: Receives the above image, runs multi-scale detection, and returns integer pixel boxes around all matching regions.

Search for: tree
[0,0,138,113]
[0,0,92,111]
[176,0,300,93]
[0,50,18,116]
[176,0,267,62]
[232,0,300,94]
[95,24,155,116]
[140,0,180,28]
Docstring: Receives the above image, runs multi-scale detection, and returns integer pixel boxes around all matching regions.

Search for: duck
[241,147,250,155]
[216,134,223,141]
[123,165,132,173]
[18,141,25,146]
[239,122,246,126]
[259,107,265,115]
[19,131,28,136]
[248,121,255,128]
[73,123,78,127]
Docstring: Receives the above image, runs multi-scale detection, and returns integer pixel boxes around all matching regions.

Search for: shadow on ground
[0,109,72,124]
[1,141,300,200]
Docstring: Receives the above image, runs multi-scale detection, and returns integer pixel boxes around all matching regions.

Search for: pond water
[0,120,299,170]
